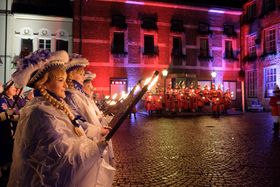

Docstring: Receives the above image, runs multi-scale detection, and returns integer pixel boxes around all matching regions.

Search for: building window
[143,34,158,56]
[264,29,276,54]
[172,37,182,56]
[247,2,257,18]
[170,19,184,33]
[262,0,276,15]
[110,78,128,97]
[141,17,158,31]
[225,40,233,59]
[264,67,276,97]
[198,38,213,61]
[199,38,209,57]
[245,2,257,21]
[247,71,257,98]
[111,32,127,56]
[111,15,127,29]
[198,23,212,35]
[56,40,68,52]
[223,25,237,37]
[39,39,51,51]
[21,38,33,53]
[247,35,256,57]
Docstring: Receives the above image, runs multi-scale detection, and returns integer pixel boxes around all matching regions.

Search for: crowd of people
[144,83,233,116]
[0,50,115,187]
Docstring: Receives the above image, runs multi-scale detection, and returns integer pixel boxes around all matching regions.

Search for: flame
[148,75,159,90]
[144,77,152,86]
[118,91,128,101]
[109,100,117,105]
[134,85,140,94]
[112,93,118,100]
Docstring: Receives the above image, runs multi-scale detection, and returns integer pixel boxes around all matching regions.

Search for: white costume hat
[84,71,96,82]
[66,53,89,72]
[12,49,69,88]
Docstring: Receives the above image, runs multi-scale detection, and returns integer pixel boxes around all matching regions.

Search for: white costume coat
[8,97,105,187]
[65,87,115,185]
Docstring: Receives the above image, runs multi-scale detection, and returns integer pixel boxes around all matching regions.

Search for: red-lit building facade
[73,0,243,108]
[241,0,280,109]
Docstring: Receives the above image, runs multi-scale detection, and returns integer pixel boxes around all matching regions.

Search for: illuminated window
[223,81,236,100]
[264,67,276,97]
[110,78,128,96]
[247,35,256,57]
[39,39,51,51]
[264,29,276,54]
[197,80,211,89]
[247,71,257,98]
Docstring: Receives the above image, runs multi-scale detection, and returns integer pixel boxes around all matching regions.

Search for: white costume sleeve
[65,90,102,138]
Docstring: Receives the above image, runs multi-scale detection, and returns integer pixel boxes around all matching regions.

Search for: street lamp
[162,69,168,94]
[211,71,217,85]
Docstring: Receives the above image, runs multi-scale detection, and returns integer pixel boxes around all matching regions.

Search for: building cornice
[86,63,241,71]
[73,16,241,32]
[97,0,242,15]
[13,13,73,22]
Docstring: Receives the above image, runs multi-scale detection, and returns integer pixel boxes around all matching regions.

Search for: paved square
[112,112,280,186]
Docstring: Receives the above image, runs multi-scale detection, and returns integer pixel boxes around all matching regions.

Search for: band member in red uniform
[189,88,197,112]
[155,91,163,114]
[223,89,232,114]
[176,91,184,112]
[170,92,177,113]
[216,84,224,114]
[202,85,210,105]
[211,89,221,117]
[145,91,153,115]
[269,86,280,133]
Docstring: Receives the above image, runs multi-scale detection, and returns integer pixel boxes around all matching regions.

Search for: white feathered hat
[12,49,69,88]
[84,71,96,82]
[66,53,89,73]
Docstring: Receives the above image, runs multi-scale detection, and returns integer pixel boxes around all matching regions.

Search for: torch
[105,71,159,141]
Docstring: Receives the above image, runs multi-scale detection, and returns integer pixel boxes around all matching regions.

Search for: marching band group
[144,83,233,116]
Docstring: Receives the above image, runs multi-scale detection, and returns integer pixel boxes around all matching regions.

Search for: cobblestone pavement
[111,112,280,186]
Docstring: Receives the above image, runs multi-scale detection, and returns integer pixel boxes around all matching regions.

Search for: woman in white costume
[83,70,96,100]
[64,56,115,168]
[8,50,108,187]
